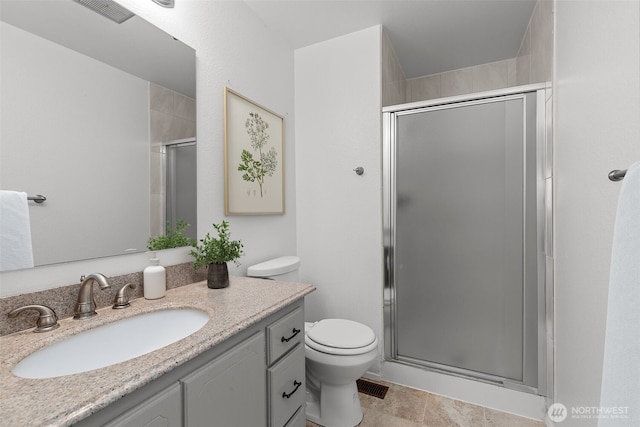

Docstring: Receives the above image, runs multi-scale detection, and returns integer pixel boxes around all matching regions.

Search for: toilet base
[305,381,363,427]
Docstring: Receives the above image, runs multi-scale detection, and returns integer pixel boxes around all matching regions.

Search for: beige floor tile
[484,408,544,427]
[359,381,429,424]
[306,380,543,427]
[361,407,422,427]
[422,393,485,427]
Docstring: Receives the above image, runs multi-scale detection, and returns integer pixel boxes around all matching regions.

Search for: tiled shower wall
[382,30,407,107]
[149,83,197,237]
[383,0,553,106]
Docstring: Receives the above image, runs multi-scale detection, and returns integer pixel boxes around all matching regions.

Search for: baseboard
[361,370,382,382]
[380,360,547,421]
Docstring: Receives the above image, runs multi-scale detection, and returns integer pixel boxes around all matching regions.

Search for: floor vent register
[356,379,389,400]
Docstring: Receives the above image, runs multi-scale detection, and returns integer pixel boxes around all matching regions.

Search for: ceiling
[243,0,537,79]
[1,0,537,94]
[1,0,196,98]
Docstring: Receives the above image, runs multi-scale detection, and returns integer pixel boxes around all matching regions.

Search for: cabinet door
[182,332,266,427]
[104,383,181,427]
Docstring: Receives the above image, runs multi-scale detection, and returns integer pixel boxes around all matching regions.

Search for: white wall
[295,26,384,372]
[0,0,297,296]
[101,1,298,275]
[554,1,640,425]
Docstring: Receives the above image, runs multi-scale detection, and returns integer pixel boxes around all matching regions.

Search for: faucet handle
[113,283,137,309]
[8,305,60,333]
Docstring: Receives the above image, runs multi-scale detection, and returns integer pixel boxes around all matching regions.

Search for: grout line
[419,392,429,426]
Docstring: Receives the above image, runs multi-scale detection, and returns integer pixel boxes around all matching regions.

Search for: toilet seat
[305,319,377,356]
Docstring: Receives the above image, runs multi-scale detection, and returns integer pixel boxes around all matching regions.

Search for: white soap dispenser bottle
[143,252,166,299]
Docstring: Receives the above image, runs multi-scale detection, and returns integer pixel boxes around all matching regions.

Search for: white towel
[599,162,640,426]
[0,191,35,271]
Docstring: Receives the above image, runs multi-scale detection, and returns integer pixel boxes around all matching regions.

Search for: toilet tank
[247,256,300,282]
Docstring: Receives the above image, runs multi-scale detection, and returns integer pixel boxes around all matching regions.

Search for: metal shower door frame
[163,137,197,239]
[382,84,553,397]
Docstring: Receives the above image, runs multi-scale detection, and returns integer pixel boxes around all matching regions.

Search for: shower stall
[164,137,197,241]
[382,84,552,396]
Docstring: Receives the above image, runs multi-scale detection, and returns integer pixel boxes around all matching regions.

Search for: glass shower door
[165,140,197,241]
[386,92,541,388]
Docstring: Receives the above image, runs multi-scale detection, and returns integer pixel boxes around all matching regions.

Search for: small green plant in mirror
[147,220,196,251]
[190,220,243,270]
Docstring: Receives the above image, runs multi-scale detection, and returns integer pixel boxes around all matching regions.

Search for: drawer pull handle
[281,327,301,343]
[282,380,302,399]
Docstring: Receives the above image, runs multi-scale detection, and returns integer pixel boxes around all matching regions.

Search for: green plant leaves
[147,220,196,251]
[190,220,243,270]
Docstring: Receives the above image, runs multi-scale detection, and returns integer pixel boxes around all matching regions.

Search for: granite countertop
[0,277,315,426]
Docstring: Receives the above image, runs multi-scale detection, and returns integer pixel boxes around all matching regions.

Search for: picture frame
[224,87,285,215]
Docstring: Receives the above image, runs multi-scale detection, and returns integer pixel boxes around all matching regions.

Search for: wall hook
[353,166,364,176]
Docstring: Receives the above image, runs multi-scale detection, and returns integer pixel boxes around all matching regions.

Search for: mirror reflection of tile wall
[149,83,196,238]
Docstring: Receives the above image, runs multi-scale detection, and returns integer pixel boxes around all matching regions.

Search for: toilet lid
[306,319,376,350]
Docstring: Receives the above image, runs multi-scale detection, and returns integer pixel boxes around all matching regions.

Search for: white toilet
[247,256,378,427]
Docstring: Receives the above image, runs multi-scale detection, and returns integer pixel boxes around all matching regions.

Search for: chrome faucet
[74,273,111,319]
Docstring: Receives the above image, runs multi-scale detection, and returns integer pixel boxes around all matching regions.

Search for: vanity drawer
[267,306,303,364]
[268,344,305,427]
[284,406,305,427]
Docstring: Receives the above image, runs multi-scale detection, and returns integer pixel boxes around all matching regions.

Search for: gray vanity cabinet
[182,332,266,426]
[79,299,305,427]
[285,407,306,427]
[266,307,306,427]
[103,383,182,427]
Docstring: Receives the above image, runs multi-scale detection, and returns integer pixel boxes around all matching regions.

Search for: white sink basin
[12,308,209,379]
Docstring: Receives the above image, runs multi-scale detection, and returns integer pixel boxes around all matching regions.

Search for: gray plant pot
[207,262,229,289]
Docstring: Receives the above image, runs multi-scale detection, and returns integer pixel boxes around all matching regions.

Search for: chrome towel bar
[27,195,46,203]
[609,169,627,182]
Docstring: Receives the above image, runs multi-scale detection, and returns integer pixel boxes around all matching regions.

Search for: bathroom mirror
[0,0,196,270]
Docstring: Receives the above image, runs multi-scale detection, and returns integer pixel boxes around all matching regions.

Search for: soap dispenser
[143,252,166,299]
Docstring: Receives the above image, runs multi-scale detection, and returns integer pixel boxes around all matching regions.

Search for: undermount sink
[12,308,209,379]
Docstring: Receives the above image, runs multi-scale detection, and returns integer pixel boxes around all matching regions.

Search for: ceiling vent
[73,0,135,24]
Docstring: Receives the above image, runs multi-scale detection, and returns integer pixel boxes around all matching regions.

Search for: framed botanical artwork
[224,87,284,215]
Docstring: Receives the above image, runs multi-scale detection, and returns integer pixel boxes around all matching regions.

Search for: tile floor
[306,379,544,427]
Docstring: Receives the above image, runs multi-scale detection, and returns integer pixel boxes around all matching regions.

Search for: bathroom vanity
[0,277,314,426]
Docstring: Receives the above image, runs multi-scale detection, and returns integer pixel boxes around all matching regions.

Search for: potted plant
[190,220,243,289]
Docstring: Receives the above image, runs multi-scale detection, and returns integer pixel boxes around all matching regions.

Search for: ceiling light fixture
[152,0,174,7]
